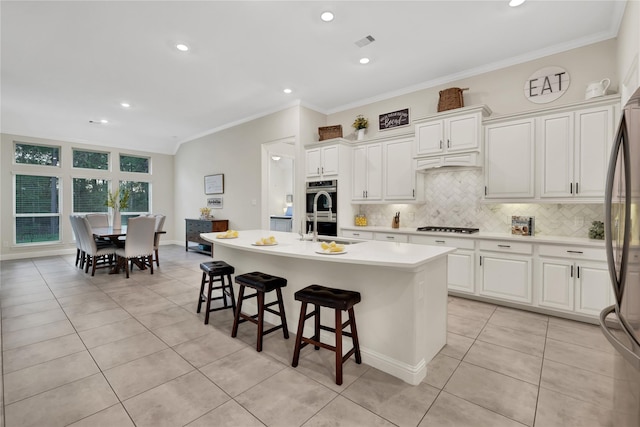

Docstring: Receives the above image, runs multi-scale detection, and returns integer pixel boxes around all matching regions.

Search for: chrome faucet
[312,190,332,242]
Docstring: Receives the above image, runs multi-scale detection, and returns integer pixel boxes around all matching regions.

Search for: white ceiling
[0,1,627,154]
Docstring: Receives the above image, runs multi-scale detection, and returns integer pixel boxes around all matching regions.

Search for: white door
[384,139,415,200]
[447,114,479,152]
[484,119,535,198]
[540,113,574,198]
[416,121,444,155]
[575,261,611,316]
[574,106,612,198]
[305,148,321,179]
[480,253,532,303]
[538,258,574,311]
[321,145,339,177]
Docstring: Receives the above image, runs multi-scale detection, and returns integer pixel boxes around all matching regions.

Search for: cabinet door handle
[577,266,580,278]
[447,139,451,148]
[386,236,395,239]
[570,182,573,194]
[353,233,360,236]
[484,186,487,196]
[567,250,584,254]
[576,182,579,194]
[439,140,443,149]
[435,240,446,244]
[413,189,415,198]
[571,265,574,278]
[317,167,320,175]
[365,190,368,198]
[321,167,324,174]
[497,244,511,248]
[479,255,483,266]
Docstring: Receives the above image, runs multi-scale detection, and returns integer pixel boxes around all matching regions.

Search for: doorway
[261,138,295,232]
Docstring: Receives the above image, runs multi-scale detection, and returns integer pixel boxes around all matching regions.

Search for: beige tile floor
[0,245,628,427]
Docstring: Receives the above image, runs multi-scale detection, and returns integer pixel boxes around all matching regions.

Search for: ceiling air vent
[355,35,375,48]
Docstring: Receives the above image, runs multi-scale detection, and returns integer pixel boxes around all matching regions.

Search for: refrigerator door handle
[599,305,640,371]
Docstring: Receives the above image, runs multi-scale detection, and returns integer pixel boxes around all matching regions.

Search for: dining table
[91,226,166,273]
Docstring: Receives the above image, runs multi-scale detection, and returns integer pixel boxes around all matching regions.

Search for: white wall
[173,106,300,241]
[617,0,640,102]
[0,133,174,259]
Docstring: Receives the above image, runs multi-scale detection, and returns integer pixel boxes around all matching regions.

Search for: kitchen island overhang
[201,230,454,385]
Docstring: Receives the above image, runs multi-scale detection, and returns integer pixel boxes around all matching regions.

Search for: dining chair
[85,213,109,227]
[115,216,156,278]
[69,215,85,268]
[147,213,166,267]
[77,217,117,276]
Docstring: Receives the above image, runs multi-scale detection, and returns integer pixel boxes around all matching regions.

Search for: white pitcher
[585,78,610,99]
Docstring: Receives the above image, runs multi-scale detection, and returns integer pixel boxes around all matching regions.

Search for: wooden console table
[185,218,229,256]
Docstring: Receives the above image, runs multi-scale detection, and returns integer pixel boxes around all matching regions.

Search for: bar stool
[231,271,289,352]
[197,261,236,325]
[291,284,362,385]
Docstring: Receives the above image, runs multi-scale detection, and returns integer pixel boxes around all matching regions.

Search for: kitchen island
[201,229,454,385]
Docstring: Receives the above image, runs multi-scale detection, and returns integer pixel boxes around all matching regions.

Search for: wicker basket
[318,125,343,141]
[438,87,468,112]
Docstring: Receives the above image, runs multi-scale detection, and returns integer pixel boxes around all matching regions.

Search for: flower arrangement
[199,207,212,218]
[352,115,369,130]
[105,188,130,210]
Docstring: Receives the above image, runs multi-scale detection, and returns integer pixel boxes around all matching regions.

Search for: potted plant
[199,207,212,219]
[352,115,369,140]
[105,188,130,229]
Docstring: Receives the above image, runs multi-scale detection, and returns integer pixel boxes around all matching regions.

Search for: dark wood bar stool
[197,261,236,325]
[291,284,362,385]
[231,271,289,352]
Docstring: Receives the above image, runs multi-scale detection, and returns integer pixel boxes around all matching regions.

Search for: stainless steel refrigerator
[602,87,640,425]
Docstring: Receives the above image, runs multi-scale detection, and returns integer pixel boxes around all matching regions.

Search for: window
[120,155,149,173]
[15,143,60,166]
[73,149,109,170]
[73,178,109,213]
[120,180,150,225]
[15,174,60,243]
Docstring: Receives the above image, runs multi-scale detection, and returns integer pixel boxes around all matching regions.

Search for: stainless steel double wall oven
[305,180,337,236]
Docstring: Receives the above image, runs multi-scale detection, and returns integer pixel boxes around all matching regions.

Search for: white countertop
[201,229,454,270]
[341,225,606,247]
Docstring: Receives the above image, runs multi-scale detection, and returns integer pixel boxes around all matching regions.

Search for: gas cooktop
[416,226,480,234]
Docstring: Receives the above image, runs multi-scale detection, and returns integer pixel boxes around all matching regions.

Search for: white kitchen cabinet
[352,143,382,201]
[415,108,489,156]
[484,119,535,199]
[384,138,418,201]
[575,261,611,316]
[540,105,614,199]
[537,244,610,315]
[342,229,373,240]
[410,235,476,294]
[478,240,533,303]
[306,144,339,179]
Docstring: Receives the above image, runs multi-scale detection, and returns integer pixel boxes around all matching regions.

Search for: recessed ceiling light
[509,0,526,7]
[176,43,189,52]
[120,102,130,108]
[320,11,334,22]
[100,119,109,124]
[283,88,292,94]
[359,57,370,65]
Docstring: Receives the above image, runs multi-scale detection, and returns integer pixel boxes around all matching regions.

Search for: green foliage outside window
[15,143,60,166]
[120,155,149,173]
[120,181,149,213]
[73,149,109,170]
[15,175,60,243]
[73,178,110,213]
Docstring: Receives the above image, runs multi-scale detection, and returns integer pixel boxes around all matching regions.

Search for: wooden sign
[524,66,570,104]
[379,108,410,130]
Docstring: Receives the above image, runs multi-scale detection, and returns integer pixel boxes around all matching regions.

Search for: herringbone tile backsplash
[355,168,604,238]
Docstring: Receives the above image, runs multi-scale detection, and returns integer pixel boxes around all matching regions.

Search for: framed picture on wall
[204,174,224,194]
[207,196,223,209]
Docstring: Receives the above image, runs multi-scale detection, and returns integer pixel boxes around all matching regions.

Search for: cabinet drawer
[410,235,475,250]
[342,230,373,240]
[211,220,228,232]
[479,240,532,255]
[538,244,605,261]
[374,232,409,243]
